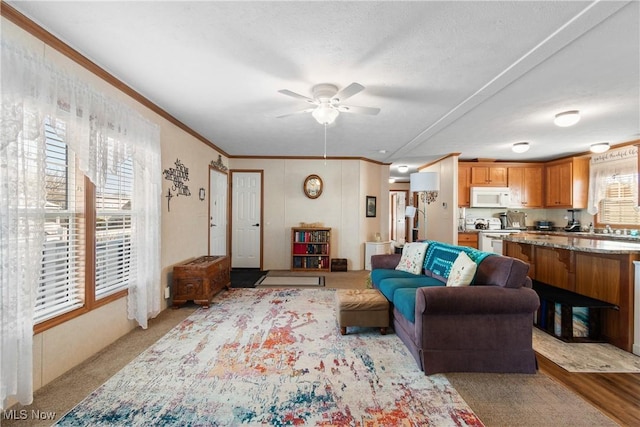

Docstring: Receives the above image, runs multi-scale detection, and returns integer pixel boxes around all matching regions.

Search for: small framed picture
[366,196,376,217]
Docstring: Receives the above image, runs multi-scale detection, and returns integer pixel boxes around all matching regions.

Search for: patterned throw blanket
[422,240,494,280]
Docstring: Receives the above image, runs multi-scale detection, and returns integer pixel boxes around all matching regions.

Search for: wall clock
[303,174,323,199]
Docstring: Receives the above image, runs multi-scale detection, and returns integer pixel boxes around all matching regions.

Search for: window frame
[34,178,129,335]
[33,122,130,335]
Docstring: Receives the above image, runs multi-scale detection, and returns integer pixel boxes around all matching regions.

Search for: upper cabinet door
[544,157,589,209]
[458,164,471,207]
[470,166,507,186]
[508,166,543,208]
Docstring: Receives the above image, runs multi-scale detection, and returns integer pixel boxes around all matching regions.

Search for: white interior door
[209,169,228,256]
[232,171,262,268]
[389,191,408,244]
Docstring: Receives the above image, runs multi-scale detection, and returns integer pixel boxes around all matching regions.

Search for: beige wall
[230,158,390,271]
[419,157,458,244]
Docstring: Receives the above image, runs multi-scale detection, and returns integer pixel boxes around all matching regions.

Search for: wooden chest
[172,255,230,308]
[331,258,347,272]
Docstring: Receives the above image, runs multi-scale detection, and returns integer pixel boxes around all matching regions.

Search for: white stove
[476,218,521,253]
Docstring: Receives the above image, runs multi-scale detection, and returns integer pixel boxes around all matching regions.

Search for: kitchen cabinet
[457,232,478,249]
[457,163,471,207]
[544,157,589,208]
[508,165,544,208]
[470,166,508,186]
[504,237,636,352]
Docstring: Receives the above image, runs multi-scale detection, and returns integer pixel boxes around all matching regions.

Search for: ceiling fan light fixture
[590,142,610,153]
[512,142,530,153]
[554,110,580,127]
[312,105,339,125]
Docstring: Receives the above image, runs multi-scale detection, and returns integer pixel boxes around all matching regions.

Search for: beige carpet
[446,372,616,426]
[532,327,640,373]
[2,271,616,426]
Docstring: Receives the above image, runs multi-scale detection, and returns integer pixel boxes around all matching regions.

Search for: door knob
[253,223,260,227]
[211,223,216,227]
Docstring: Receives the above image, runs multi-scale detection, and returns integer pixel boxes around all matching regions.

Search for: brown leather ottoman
[335,289,389,335]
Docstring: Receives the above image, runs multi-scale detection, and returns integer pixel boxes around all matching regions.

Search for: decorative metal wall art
[163,158,191,211]
[210,155,228,172]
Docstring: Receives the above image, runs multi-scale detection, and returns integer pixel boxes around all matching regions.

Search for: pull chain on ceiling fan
[324,123,327,160]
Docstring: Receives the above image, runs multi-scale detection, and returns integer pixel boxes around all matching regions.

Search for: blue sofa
[371,240,539,374]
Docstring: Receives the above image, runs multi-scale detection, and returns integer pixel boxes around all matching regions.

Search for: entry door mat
[230,268,268,288]
[56,288,482,426]
[532,327,640,373]
[256,275,325,287]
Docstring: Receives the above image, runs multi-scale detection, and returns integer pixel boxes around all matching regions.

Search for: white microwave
[470,187,510,208]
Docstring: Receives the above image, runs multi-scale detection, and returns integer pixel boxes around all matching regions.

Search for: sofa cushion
[378,277,444,301]
[447,252,477,287]
[393,287,421,323]
[395,242,429,274]
[371,268,420,288]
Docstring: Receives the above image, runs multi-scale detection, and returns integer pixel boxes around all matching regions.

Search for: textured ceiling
[5,1,640,181]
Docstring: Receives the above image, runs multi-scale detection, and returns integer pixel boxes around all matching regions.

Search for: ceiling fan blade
[278,89,315,103]
[275,107,316,118]
[337,105,380,115]
[333,82,364,102]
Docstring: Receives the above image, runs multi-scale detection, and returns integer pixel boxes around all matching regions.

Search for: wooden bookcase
[291,227,331,271]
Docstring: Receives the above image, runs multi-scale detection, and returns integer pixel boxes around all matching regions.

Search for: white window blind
[598,174,640,226]
[34,120,84,324]
[95,147,134,299]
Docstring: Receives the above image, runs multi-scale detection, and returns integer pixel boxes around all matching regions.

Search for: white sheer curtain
[1,42,48,409]
[1,34,161,408]
[128,123,162,329]
[587,146,638,215]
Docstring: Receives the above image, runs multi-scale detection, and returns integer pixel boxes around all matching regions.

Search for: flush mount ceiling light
[397,165,409,173]
[554,110,581,127]
[512,142,530,153]
[590,142,610,153]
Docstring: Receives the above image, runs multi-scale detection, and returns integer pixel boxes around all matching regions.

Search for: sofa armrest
[371,253,402,270]
[415,286,540,316]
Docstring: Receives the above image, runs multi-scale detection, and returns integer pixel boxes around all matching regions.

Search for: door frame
[229,169,264,270]
[208,165,229,256]
[389,189,410,243]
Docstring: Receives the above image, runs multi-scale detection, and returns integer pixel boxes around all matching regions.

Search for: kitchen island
[502,233,639,353]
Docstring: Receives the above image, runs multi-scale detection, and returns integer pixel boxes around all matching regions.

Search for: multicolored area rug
[56,288,483,426]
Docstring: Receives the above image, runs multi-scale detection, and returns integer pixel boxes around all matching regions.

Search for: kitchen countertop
[501,232,640,254]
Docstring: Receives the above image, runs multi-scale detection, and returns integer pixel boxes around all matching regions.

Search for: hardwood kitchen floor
[537,352,640,426]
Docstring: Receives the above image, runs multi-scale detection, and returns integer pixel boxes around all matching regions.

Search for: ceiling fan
[277,82,380,125]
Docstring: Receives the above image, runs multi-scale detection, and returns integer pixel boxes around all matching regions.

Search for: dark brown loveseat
[371,240,540,375]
